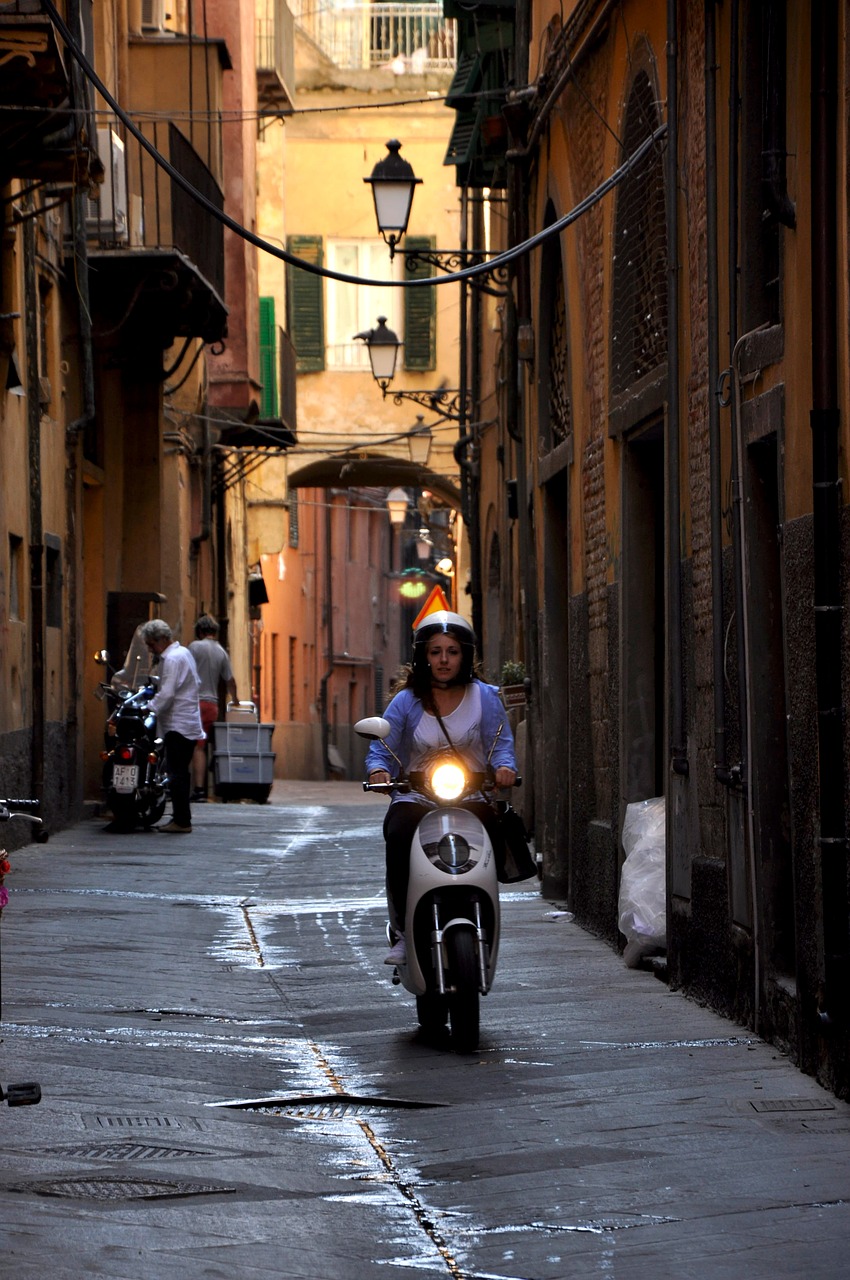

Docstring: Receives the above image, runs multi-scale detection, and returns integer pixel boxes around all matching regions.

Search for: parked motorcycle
[355,715,510,1054]
[94,629,167,831]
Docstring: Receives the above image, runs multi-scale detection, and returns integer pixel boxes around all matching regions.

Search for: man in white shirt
[141,619,203,833]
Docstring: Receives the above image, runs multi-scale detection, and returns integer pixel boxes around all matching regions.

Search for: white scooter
[355,715,505,1054]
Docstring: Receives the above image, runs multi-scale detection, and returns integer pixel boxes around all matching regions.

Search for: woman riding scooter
[366,612,517,966]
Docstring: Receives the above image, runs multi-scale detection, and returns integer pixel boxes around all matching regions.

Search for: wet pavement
[2,781,850,1279]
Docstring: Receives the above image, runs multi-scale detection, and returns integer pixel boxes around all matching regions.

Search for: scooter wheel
[416,993,449,1033]
[446,930,480,1054]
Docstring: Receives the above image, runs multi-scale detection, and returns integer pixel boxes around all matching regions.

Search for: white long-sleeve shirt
[150,642,203,739]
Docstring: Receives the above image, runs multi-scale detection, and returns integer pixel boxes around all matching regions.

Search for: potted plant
[499,660,527,707]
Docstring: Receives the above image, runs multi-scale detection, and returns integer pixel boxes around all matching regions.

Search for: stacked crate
[212,703,276,803]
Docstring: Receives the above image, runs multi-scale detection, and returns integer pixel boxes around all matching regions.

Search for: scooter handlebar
[0,798,42,824]
[363,775,520,794]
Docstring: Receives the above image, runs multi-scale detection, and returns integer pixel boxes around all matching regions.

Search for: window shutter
[403,236,436,371]
[286,235,325,372]
[259,296,278,416]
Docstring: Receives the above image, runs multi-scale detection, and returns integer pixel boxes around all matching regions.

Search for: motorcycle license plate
[113,764,138,794]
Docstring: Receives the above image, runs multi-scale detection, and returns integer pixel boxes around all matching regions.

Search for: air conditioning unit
[86,129,128,243]
[141,0,167,32]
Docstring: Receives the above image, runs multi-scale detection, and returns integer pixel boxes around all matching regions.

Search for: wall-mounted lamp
[363,139,421,254]
[407,415,432,466]
[364,140,506,293]
[354,317,472,423]
[354,315,401,387]
[414,527,433,561]
[386,486,409,528]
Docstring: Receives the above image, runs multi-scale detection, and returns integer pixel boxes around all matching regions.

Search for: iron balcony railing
[293,1,456,72]
[83,118,225,302]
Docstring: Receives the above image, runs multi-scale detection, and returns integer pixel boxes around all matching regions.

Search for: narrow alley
[2,785,848,1279]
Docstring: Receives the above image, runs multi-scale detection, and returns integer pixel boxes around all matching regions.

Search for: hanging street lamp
[354,317,472,422]
[364,140,507,292]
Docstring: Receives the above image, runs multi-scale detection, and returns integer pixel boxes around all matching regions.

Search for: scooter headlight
[430,762,466,801]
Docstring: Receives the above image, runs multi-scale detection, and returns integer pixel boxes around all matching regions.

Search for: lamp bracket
[391,244,508,296]
[379,383,473,423]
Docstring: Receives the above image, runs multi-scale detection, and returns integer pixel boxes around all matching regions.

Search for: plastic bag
[618,796,666,967]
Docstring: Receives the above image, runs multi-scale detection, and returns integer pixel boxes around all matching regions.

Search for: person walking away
[141,619,203,833]
[189,614,239,801]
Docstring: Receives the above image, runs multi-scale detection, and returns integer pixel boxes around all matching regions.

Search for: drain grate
[33,1142,212,1161]
[209,1093,444,1121]
[83,1114,202,1132]
[750,1098,836,1113]
[9,1175,236,1201]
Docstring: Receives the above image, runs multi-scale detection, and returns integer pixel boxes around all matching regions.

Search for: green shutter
[286,235,325,372]
[403,236,436,372]
[259,296,278,417]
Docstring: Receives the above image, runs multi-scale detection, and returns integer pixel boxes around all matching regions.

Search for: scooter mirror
[354,716,391,741]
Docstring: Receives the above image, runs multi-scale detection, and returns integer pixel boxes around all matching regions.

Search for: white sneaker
[384,935,407,966]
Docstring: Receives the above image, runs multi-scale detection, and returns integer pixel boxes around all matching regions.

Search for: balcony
[294,1,456,73]
[0,0,98,183]
[79,119,227,345]
[257,0,295,111]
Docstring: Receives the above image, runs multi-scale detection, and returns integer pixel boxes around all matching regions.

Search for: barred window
[611,71,667,398]
[538,203,571,455]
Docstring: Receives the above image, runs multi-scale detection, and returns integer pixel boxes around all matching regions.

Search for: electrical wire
[42,0,666,292]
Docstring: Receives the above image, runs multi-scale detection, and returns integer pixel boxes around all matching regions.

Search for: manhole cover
[208,1093,444,1121]
[9,1176,235,1201]
[33,1143,212,1161]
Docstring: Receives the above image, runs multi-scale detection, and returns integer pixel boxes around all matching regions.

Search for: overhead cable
[43,0,666,291]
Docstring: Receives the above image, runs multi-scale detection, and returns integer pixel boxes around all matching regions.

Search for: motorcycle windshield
[418,807,488,859]
[111,624,157,693]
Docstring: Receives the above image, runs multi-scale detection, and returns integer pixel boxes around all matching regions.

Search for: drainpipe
[63,191,96,815]
[810,0,847,1024]
[726,0,749,797]
[319,497,335,780]
[705,0,730,783]
[504,19,539,803]
[64,2,97,811]
[457,189,482,642]
[666,0,687,777]
[190,419,213,559]
[214,454,229,649]
[470,192,485,644]
[23,215,44,810]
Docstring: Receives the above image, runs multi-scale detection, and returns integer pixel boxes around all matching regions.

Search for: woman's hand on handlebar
[494,766,517,788]
[368,769,391,786]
